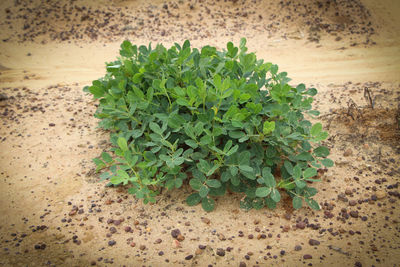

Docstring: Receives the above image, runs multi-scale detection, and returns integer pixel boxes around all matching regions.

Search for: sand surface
[0,0,399,266]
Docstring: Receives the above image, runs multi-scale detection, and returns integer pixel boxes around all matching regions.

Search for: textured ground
[0,0,399,266]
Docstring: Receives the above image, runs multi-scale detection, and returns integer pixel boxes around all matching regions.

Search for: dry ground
[0,0,399,266]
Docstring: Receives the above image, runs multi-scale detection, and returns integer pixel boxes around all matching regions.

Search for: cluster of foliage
[85,38,333,212]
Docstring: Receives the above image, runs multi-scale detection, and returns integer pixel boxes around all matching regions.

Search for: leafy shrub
[85,38,333,212]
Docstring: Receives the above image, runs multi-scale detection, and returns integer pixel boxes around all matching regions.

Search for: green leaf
[231,175,240,186]
[176,98,190,106]
[199,185,210,198]
[239,151,251,165]
[280,180,296,190]
[89,85,105,98]
[295,152,314,161]
[240,197,252,211]
[149,122,163,135]
[186,193,201,206]
[192,169,206,182]
[226,145,239,156]
[304,187,318,197]
[321,158,334,167]
[168,114,186,129]
[308,110,320,116]
[194,122,204,136]
[200,135,212,145]
[307,88,318,96]
[255,187,271,197]
[165,179,175,190]
[239,165,253,173]
[175,178,183,188]
[209,185,226,196]
[213,74,222,90]
[185,139,198,149]
[221,171,231,182]
[201,197,215,212]
[101,152,113,163]
[303,168,317,178]
[189,178,202,190]
[270,188,281,202]
[223,140,233,152]
[315,131,329,141]
[229,166,238,176]
[99,172,111,181]
[110,176,124,185]
[292,196,303,209]
[265,197,276,209]
[283,160,293,175]
[263,121,275,135]
[206,179,221,188]
[132,73,143,83]
[311,123,322,136]
[314,146,330,157]
[117,137,128,151]
[305,198,320,210]
[120,40,137,57]
[295,180,307,189]
[206,163,220,176]
[293,165,302,179]
[270,64,278,75]
[229,131,245,139]
[262,167,276,187]
[144,151,156,162]
[305,178,321,182]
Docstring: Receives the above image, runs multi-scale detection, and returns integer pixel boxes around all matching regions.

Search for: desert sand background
[0,0,399,266]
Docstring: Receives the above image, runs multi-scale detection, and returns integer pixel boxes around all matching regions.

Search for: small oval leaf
[186,193,201,206]
[201,197,215,212]
[292,196,302,209]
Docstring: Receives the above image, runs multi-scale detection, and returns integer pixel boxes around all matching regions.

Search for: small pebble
[216,248,225,256]
[309,239,320,246]
[171,229,181,239]
[376,191,386,199]
[344,148,353,157]
[296,222,306,229]
[349,200,357,206]
[350,211,359,218]
[345,188,353,195]
[202,218,211,224]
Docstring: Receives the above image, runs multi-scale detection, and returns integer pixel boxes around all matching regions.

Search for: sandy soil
[0,0,399,266]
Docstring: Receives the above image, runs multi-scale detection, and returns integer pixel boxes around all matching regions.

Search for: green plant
[84,38,333,212]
